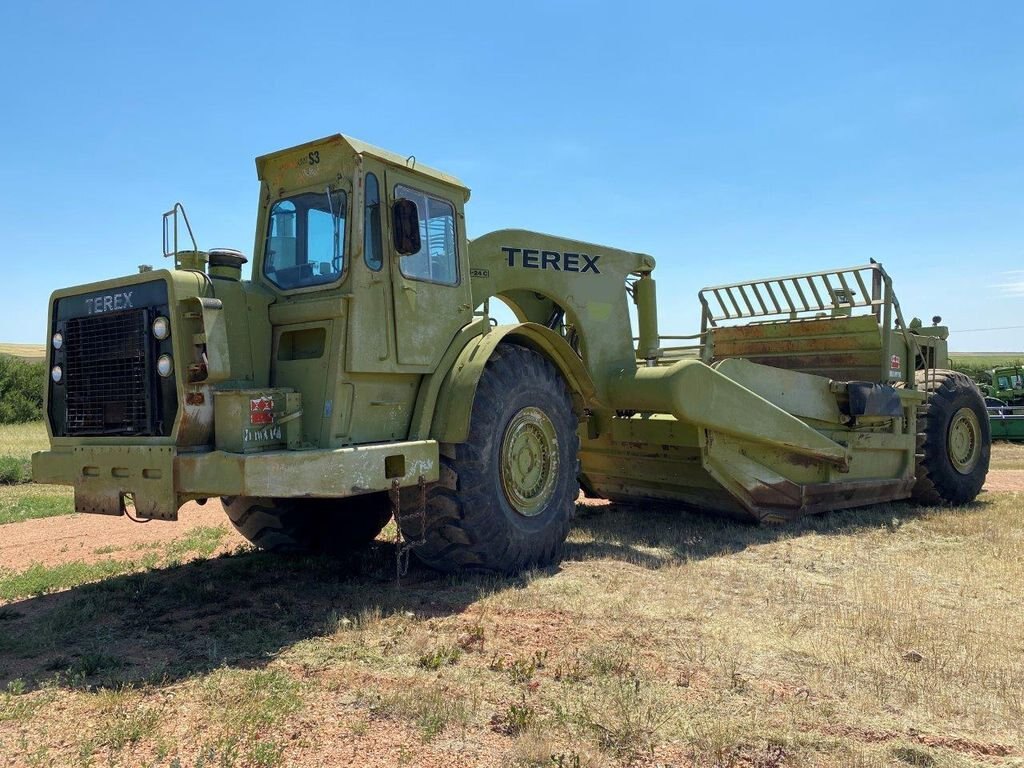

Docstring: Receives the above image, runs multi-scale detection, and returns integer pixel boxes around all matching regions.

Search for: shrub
[0,456,29,484]
[0,355,44,424]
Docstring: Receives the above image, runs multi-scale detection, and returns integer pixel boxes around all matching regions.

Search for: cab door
[385,169,473,369]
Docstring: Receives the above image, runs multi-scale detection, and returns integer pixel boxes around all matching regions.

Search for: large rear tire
[909,369,990,504]
[399,343,579,574]
[222,493,392,554]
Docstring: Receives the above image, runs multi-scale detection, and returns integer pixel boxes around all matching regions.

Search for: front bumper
[32,440,440,520]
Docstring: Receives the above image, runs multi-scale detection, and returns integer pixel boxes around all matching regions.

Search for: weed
[505,694,538,735]
[458,622,486,652]
[249,740,285,767]
[164,526,227,563]
[493,650,548,685]
[891,744,937,766]
[5,679,25,695]
[585,648,631,678]
[0,689,46,723]
[94,691,160,749]
[370,682,478,742]
[417,644,462,670]
[553,652,587,683]
[555,668,673,762]
[201,668,302,734]
[71,651,122,679]
[549,753,582,768]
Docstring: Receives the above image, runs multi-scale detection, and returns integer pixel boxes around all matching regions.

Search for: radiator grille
[64,310,154,435]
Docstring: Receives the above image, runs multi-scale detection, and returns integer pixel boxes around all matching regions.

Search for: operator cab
[252,135,475,447]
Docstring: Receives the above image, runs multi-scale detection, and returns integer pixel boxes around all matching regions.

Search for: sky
[0,1,1021,351]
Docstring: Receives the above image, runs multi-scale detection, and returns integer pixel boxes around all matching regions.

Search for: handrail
[698,263,885,327]
[162,202,199,258]
[697,262,926,389]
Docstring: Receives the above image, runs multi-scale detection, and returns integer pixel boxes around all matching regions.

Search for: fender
[419,322,599,445]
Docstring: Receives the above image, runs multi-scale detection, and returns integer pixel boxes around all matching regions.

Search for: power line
[954,325,1024,333]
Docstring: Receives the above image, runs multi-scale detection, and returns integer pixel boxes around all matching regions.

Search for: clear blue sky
[1,1,1021,351]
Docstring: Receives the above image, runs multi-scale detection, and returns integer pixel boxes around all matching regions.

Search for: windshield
[263,189,347,290]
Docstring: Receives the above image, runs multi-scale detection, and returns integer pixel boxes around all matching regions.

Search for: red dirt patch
[0,501,245,572]
[982,469,1024,493]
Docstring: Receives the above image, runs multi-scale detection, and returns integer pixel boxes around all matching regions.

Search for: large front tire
[910,369,990,504]
[400,344,579,574]
[222,494,392,554]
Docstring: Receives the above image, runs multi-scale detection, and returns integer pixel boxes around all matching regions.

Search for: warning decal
[250,396,274,425]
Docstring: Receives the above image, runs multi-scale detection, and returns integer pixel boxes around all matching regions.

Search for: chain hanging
[390,476,427,585]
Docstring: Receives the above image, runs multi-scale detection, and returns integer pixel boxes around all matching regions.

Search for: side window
[364,173,383,271]
[394,184,458,285]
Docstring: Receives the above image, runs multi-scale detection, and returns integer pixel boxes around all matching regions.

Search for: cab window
[394,184,458,285]
[264,189,346,290]
[364,173,383,271]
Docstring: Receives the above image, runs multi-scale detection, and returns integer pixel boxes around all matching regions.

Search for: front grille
[64,310,154,435]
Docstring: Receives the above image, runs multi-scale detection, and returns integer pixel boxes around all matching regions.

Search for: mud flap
[69,446,179,520]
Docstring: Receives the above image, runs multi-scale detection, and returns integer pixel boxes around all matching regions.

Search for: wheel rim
[500,406,560,517]
[947,407,982,475]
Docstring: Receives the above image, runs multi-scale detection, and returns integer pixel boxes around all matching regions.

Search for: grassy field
[949,353,1024,370]
[0,421,1022,766]
[0,422,70,524]
[0,460,1022,766]
[0,344,45,363]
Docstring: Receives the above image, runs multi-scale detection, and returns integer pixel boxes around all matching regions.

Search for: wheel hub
[500,406,560,517]
[947,407,982,475]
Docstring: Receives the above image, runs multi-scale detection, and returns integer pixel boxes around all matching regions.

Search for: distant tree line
[0,355,45,424]
[950,359,1024,385]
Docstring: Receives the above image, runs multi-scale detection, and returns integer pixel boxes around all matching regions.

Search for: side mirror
[392,198,422,255]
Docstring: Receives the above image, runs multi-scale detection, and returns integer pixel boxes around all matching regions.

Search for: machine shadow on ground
[566,495,991,569]
[0,543,486,693]
[0,495,988,693]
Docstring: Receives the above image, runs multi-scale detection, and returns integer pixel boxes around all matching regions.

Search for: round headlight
[51,365,63,383]
[157,354,174,378]
[52,332,63,350]
[152,316,170,340]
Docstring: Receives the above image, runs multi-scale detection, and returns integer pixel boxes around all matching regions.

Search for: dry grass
[0,450,1022,765]
[0,344,45,363]
[990,441,1024,470]
[0,421,47,461]
[0,422,71,523]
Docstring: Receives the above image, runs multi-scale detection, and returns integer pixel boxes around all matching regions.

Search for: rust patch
[74,488,124,516]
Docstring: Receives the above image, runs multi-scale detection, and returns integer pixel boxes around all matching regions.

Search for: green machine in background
[33,133,991,573]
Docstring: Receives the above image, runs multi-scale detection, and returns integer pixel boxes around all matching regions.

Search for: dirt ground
[1,462,1022,767]
[2,468,1021,574]
[0,501,246,572]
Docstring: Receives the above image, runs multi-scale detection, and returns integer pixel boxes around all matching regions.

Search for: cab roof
[255,134,471,201]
